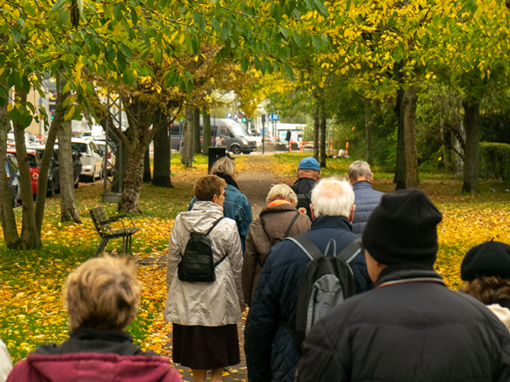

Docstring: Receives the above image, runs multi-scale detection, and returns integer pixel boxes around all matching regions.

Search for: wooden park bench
[90,207,140,256]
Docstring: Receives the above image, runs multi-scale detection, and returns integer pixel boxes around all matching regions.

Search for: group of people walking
[3,156,510,382]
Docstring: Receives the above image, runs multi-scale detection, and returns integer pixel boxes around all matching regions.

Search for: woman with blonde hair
[188,156,253,252]
[7,255,182,382]
[242,184,311,305]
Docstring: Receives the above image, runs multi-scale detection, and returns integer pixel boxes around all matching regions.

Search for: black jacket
[291,177,317,194]
[296,264,510,382]
[351,181,384,234]
[245,216,372,382]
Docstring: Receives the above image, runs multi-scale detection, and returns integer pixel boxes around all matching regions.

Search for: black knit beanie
[461,241,510,281]
[362,189,443,267]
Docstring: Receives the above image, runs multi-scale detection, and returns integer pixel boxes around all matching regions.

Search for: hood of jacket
[291,177,317,194]
[180,201,224,233]
[374,263,444,288]
[19,353,180,382]
[259,203,297,217]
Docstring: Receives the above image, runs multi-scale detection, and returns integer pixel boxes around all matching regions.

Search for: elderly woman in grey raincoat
[164,175,245,382]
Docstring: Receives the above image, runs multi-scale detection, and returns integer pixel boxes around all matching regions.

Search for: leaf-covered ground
[1,152,509,365]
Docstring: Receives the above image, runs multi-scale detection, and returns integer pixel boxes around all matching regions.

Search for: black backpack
[285,235,361,352]
[295,192,312,219]
[178,217,228,283]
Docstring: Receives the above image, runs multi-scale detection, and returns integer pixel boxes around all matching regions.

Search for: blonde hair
[211,157,236,177]
[311,177,354,218]
[266,184,298,206]
[64,255,141,332]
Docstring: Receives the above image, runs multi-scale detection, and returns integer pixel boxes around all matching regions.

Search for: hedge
[479,142,510,185]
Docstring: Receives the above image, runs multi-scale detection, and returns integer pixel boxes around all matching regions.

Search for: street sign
[271,113,280,121]
[226,112,233,119]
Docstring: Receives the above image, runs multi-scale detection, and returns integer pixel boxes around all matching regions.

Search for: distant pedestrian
[347,161,384,234]
[245,178,372,382]
[286,130,291,142]
[188,157,253,252]
[215,137,222,147]
[291,157,321,219]
[242,184,311,305]
[296,189,510,382]
[7,255,182,382]
[166,175,245,382]
[460,240,510,332]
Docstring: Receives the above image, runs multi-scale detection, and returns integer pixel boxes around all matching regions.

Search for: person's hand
[240,304,248,313]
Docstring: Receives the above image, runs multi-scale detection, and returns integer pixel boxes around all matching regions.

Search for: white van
[71,138,104,181]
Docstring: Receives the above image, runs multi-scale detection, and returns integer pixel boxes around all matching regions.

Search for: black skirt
[172,324,240,369]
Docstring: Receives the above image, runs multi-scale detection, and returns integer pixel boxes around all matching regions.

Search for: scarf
[268,199,293,207]
[215,172,239,190]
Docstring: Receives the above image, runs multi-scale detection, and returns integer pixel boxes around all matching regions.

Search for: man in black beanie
[296,189,510,382]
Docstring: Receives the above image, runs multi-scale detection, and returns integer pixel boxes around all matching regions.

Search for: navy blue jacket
[351,181,384,234]
[244,216,373,382]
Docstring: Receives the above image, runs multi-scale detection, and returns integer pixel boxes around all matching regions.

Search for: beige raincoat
[164,201,244,327]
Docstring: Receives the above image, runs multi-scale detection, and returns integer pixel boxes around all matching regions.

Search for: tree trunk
[57,119,82,223]
[143,148,152,182]
[13,89,41,249]
[319,112,326,168]
[313,109,319,161]
[402,86,419,188]
[153,126,172,187]
[202,107,211,156]
[183,106,194,167]
[0,98,20,247]
[118,150,144,212]
[365,103,373,165]
[35,72,65,235]
[393,87,406,189]
[462,100,481,194]
[439,114,450,171]
[193,107,201,154]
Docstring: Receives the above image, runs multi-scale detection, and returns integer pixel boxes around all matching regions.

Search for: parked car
[93,139,116,175]
[71,138,104,181]
[170,118,257,154]
[7,148,39,196]
[5,154,21,207]
[31,146,82,193]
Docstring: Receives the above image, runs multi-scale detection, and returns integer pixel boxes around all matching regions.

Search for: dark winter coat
[242,203,311,305]
[291,177,317,195]
[7,327,183,382]
[351,181,384,234]
[296,264,510,382]
[244,216,373,382]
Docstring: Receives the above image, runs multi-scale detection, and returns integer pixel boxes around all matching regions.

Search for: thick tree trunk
[462,100,481,194]
[143,148,152,182]
[313,109,319,161]
[365,103,373,165]
[13,89,41,249]
[35,73,65,235]
[193,107,201,154]
[153,126,172,187]
[118,151,144,213]
[0,99,20,247]
[319,112,327,168]
[183,106,194,167]
[57,119,82,223]
[202,107,211,156]
[402,86,419,188]
[394,88,406,190]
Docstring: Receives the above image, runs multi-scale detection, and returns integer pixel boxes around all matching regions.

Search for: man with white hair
[245,178,372,382]
[348,161,384,234]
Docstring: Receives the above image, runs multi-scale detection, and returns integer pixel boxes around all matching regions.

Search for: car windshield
[97,144,105,152]
[228,122,248,138]
[27,155,37,168]
[72,143,88,154]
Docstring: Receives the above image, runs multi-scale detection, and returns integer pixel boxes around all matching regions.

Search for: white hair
[266,184,298,206]
[348,161,372,182]
[311,177,354,218]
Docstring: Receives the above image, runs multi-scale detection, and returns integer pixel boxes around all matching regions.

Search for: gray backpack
[285,235,361,352]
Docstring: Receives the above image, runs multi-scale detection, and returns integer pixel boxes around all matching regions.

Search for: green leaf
[284,63,294,80]
[292,31,301,47]
[279,26,288,38]
[212,18,220,32]
[120,43,134,58]
[116,50,126,73]
[106,45,116,63]
[241,56,249,72]
[57,8,70,26]
[52,0,67,12]
[312,35,321,50]
[62,81,71,94]
[64,105,76,121]
[130,6,138,25]
[154,50,162,64]
[393,43,405,63]
[221,23,230,40]
[313,0,329,16]
[304,0,315,12]
[11,27,22,43]
[113,3,124,21]
[271,3,283,24]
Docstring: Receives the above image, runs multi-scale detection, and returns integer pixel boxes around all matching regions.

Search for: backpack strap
[286,235,323,261]
[336,237,362,264]
[205,216,226,236]
[215,253,229,268]
[283,212,301,239]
